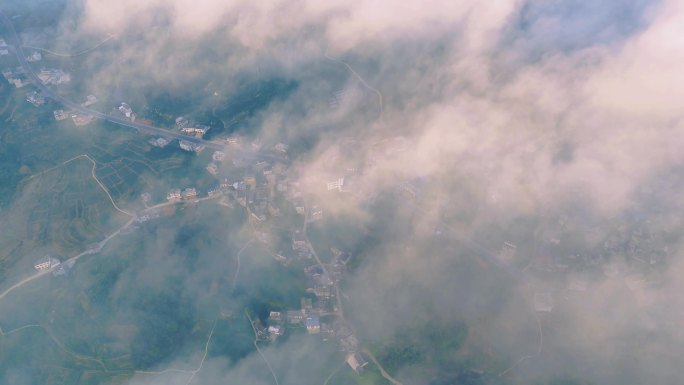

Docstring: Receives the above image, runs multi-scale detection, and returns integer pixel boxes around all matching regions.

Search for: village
[5,28,433,378]
[85,117,375,374]
[11,71,663,375]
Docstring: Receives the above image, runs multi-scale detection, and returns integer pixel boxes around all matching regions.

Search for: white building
[34,256,61,271]
[175,116,189,129]
[346,353,369,373]
[53,109,69,121]
[206,163,218,176]
[182,188,197,200]
[179,140,204,153]
[212,151,226,162]
[26,51,42,62]
[118,102,133,118]
[326,178,344,191]
[166,188,181,201]
[37,69,70,85]
[274,143,288,153]
[149,137,170,148]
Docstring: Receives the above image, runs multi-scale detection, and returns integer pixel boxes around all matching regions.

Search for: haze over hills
[0,1,683,385]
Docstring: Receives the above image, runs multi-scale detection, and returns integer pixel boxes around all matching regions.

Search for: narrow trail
[362,348,404,385]
[245,311,280,385]
[5,105,16,122]
[232,239,254,292]
[0,93,12,115]
[134,320,217,381]
[22,154,134,217]
[43,324,109,371]
[499,292,544,377]
[498,228,546,377]
[1,319,219,378]
[3,323,42,336]
[23,154,87,182]
[322,361,345,385]
[324,52,384,120]
[134,368,195,376]
[0,324,109,371]
[22,34,115,57]
[82,154,135,217]
[183,320,217,385]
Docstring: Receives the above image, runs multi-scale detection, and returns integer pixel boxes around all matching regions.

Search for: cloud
[585,0,684,117]
[4,0,684,384]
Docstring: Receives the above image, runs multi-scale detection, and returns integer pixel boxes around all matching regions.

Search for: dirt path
[245,311,280,385]
[22,34,115,58]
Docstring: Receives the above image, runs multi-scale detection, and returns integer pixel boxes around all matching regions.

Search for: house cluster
[227,176,270,222]
[179,140,204,153]
[174,117,211,153]
[265,311,285,341]
[70,112,95,126]
[260,245,366,373]
[53,95,97,123]
[206,162,218,176]
[135,208,162,223]
[53,109,69,120]
[118,102,135,121]
[305,250,348,303]
[37,68,70,85]
[2,66,69,87]
[280,297,330,336]
[175,116,211,138]
[34,255,70,277]
[26,50,41,62]
[336,323,369,373]
[205,151,226,175]
[288,197,324,223]
[166,187,198,201]
[26,91,45,106]
[2,67,28,88]
[305,264,335,302]
[269,294,367,373]
[181,125,210,137]
[149,137,171,148]
[82,94,98,107]
[274,143,288,154]
[326,177,344,192]
[292,230,310,258]
[212,151,226,162]
[221,160,286,223]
